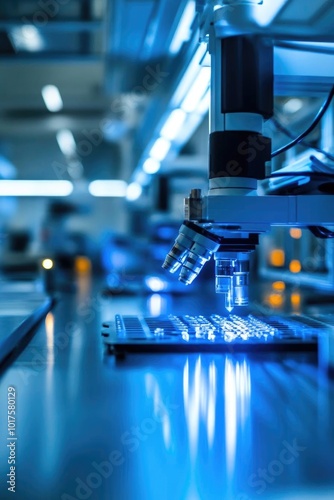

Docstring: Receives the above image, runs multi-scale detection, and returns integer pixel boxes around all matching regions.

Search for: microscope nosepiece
[178,250,210,285]
[163,223,220,284]
[162,227,197,273]
[162,252,183,273]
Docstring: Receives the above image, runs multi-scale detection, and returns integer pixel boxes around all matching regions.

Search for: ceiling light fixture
[56,129,76,156]
[0,181,73,197]
[88,180,128,197]
[143,158,161,175]
[181,67,211,113]
[172,43,208,107]
[126,182,143,201]
[160,109,187,141]
[169,1,196,55]
[10,25,44,52]
[149,137,172,162]
[42,85,63,113]
[283,98,304,114]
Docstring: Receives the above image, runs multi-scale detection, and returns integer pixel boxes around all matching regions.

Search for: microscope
[163,1,334,312]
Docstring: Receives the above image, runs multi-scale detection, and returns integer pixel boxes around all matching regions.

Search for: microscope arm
[203,194,334,230]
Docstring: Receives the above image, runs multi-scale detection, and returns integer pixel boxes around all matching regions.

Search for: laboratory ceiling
[0,0,184,131]
[0,0,333,182]
[0,0,190,180]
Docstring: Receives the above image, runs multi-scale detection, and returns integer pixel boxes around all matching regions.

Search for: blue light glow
[126,182,142,201]
[145,276,167,292]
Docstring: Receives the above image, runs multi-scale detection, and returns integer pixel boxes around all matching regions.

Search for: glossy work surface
[0,291,53,364]
[1,278,334,500]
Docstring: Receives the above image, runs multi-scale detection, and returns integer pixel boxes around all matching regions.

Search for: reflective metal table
[1,279,334,500]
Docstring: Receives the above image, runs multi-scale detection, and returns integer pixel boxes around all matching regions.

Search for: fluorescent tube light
[169,1,196,55]
[283,98,303,114]
[126,182,142,201]
[134,170,149,185]
[42,85,63,112]
[10,25,43,52]
[197,89,211,115]
[172,43,208,107]
[143,158,161,175]
[88,180,128,197]
[160,109,187,141]
[0,181,73,197]
[56,129,76,156]
[181,67,211,113]
[149,138,171,162]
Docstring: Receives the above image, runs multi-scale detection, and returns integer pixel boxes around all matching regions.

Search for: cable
[309,155,334,174]
[308,226,334,239]
[271,86,334,158]
[272,88,334,157]
[272,117,334,163]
